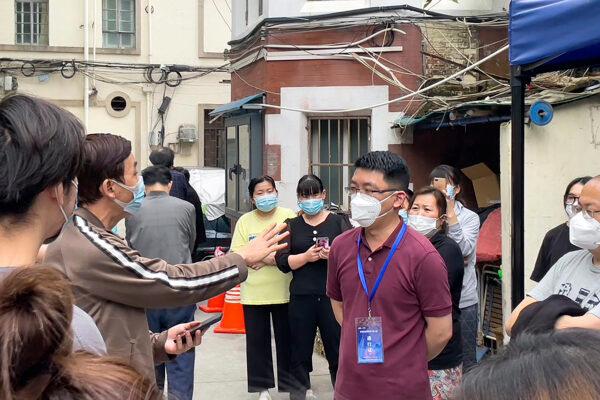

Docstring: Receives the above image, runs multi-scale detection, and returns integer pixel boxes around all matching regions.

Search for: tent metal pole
[510,65,528,309]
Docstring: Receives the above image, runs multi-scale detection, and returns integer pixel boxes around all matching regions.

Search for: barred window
[309,118,370,209]
[102,0,135,49]
[15,0,49,46]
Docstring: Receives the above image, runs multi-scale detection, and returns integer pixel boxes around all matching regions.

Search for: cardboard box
[461,163,500,208]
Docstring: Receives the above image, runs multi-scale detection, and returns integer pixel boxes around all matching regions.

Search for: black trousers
[243,304,294,393]
[288,295,341,400]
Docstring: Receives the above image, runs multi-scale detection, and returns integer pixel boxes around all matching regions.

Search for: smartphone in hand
[180,313,223,345]
[316,237,330,249]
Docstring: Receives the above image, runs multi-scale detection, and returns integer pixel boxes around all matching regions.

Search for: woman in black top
[275,175,350,400]
[530,176,591,282]
[408,186,464,400]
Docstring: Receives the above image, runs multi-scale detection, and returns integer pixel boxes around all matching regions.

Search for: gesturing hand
[164,321,203,355]
[236,223,289,265]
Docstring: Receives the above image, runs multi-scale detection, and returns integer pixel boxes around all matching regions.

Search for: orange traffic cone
[199,293,225,313]
[214,285,246,334]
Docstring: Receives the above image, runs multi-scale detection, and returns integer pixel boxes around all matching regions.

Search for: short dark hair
[172,166,190,183]
[297,174,324,197]
[429,164,462,187]
[149,147,175,168]
[248,175,276,197]
[78,134,132,205]
[564,176,592,205]
[455,330,600,400]
[142,166,172,186]
[410,186,448,232]
[354,151,410,190]
[0,95,85,218]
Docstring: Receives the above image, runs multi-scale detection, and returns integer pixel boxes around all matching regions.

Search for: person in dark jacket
[408,186,464,400]
[530,176,591,282]
[275,175,351,400]
[149,148,207,248]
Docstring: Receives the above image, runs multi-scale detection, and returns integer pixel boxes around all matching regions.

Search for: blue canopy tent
[509,0,600,307]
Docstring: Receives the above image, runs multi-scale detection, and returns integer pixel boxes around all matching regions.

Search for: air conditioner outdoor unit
[178,124,197,143]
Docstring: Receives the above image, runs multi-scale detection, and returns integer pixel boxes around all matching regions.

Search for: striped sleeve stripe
[74,216,240,290]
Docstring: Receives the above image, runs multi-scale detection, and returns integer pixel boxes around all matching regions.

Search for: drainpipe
[83,0,90,129]
[146,0,153,148]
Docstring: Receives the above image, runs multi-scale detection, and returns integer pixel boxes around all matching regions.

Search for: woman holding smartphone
[430,165,481,372]
[276,174,351,400]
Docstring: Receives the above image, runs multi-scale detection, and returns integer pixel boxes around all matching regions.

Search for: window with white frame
[15,0,49,46]
[102,0,135,49]
[309,118,370,209]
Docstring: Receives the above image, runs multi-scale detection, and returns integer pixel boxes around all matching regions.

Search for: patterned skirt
[428,365,463,400]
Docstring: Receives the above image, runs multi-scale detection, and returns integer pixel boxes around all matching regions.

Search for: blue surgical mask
[255,194,278,213]
[112,176,145,214]
[299,199,324,216]
[399,209,409,224]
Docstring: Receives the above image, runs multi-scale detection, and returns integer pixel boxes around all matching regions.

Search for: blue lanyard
[356,223,408,316]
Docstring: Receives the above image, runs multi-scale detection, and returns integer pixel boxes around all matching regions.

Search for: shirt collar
[454,201,464,215]
[75,207,106,230]
[360,220,404,250]
[146,191,169,198]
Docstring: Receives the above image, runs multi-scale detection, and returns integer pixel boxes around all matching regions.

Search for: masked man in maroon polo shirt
[327,151,452,400]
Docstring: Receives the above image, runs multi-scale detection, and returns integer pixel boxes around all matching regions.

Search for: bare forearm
[331,300,344,325]
[425,327,450,361]
[288,254,308,270]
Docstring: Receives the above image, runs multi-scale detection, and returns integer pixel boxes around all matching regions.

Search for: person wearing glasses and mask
[275,174,351,400]
[231,175,297,400]
[408,187,464,400]
[506,176,600,334]
[530,176,592,282]
[327,151,452,400]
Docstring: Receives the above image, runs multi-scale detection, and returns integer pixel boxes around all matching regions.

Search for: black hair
[297,174,324,197]
[77,134,132,205]
[410,186,448,232]
[455,330,600,400]
[0,94,85,218]
[248,176,276,197]
[149,147,175,169]
[354,151,410,190]
[429,164,462,187]
[564,176,592,204]
[142,166,172,186]
[172,166,190,183]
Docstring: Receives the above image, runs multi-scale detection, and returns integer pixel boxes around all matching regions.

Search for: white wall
[0,0,232,168]
[232,0,421,40]
[231,0,506,40]
[266,85,399,210]
[500,96,600,318]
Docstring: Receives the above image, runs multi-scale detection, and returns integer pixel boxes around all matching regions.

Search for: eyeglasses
[344,186,400,197]
[566,194,580,205]
[582,209,600,220]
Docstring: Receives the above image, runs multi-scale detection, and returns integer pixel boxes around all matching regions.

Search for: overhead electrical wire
[246,44,509,114]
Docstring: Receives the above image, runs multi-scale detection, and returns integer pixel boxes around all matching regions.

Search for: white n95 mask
[570,211,600,250]
[350,192,396,228]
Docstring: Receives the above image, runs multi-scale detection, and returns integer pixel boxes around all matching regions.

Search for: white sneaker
[305,389,318,400]
[258,390,272,400]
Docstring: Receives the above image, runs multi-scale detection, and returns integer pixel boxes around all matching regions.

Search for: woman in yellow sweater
[231,175,296,400]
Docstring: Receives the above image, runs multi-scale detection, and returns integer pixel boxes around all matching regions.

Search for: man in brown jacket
[46,133,287,381]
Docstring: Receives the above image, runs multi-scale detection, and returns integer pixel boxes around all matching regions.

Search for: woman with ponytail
[0,266,163,400]
[275,174,351,400]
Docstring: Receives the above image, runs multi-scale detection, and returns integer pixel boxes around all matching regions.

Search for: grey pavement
[191,308,335,400]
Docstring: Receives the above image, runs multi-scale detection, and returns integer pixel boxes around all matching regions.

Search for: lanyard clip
[368,304,372,318]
